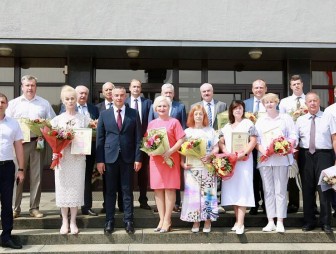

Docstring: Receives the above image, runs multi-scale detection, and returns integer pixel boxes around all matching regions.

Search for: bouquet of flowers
[206,153,238,180]
[88,119,98,139]
[245,112,257,124]
[288,105,308,121]
[22,118,51,150]
[140,128,174,168]
[319,166,336,191]
[40,126,75,170]
[259,136,294,162]
[179,138,206,158]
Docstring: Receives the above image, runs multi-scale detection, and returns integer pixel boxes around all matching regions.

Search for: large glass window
[236,71,283,85]
[0,58,14,82]
[208,71,234,84]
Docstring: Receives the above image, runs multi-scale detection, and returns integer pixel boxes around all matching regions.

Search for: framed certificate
[231,132,249,153]
[71,128,92,155]
[17,118,30,143]
[186,156,204,168]
[263,126,283,145]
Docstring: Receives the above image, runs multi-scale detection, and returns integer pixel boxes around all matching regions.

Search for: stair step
[1,243,336,254]
[10,228,336,245]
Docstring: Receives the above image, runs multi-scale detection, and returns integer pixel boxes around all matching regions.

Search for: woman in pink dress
[147,96,185,233]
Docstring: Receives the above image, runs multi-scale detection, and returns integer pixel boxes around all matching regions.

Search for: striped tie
[207,102,212,127]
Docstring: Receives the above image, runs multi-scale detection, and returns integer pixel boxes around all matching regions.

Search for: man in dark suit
[148,83,187,212]
[96,86,142,234]
[60,85,100,216]
[190,83,226,130]
[126,79,152,210]
[244,79,267,215]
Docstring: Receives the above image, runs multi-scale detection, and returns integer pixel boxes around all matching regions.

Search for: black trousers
[252,149,264,208]
[0,161,15,242]
[137,154,149,204]
[105,156,134,223]
[299,148,334,226]
[82,143,96,211]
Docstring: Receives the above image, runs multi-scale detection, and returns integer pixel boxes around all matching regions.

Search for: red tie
[117,109,122,130]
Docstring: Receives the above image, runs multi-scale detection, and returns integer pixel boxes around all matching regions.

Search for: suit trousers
[0,161,15,242]
[105,155,134,223]
[14,141,44,212]
[259,166,288,219]
[299,149,334,226]
[137,154,149,204]
[82,142,96,211]
[252,149,264,208]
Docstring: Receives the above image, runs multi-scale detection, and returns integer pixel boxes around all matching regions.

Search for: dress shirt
[113,105,125,124]
[130,96,142,123]
[279,94,306,114]
[0,116,23,161]
[202,99,214,126]
[77,103,89,116]
[296,110,336,149]
[6,95,56,120]
[324,103,336,118]
[104,100,113,109]
[253,97,266,113]
[255,113,297,167]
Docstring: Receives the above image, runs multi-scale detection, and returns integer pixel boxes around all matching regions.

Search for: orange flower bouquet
[259,136,294,162]
[40,126,75,169]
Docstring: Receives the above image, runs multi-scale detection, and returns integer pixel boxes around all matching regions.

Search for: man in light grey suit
[191,83,226,130]
[244,79,267,215]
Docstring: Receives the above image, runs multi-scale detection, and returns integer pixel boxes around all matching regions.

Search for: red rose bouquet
[207,153,238,180]
[259,136,294,162]
[40,126,75,169]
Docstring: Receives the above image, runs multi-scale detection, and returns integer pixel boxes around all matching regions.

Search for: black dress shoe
[321,225,333,234]
[1,239,22,249]
[249,207,258,215]
[140,203,151,210]
[302,224,316,232]
[287,204,299,213]
[82,209,98,216]
[125,221,135,234]
[104,221,114,234]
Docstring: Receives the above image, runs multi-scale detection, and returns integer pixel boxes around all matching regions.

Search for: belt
[300,148,332,152]
[0,160,13,165]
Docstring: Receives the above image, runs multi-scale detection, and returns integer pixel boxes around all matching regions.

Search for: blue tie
[207,102,212,127]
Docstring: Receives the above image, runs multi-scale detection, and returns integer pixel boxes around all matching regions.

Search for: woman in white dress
[50,85,90,235]
[219,100,257,235]
[255,93,297,233]
[180,104,219,233]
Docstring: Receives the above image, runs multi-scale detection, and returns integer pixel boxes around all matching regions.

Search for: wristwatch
[18,168,24,172]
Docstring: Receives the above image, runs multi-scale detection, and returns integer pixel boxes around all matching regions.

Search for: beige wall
[1,0,336,44]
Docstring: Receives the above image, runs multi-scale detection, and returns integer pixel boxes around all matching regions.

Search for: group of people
[1,74,336,249]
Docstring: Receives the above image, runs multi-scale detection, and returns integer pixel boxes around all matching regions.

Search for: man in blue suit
[59,85,100,216]
[126,79,152,210]
[190,83,226,130]
[148,83,187,211]
[96,86,142,234]
[244,79,267,215]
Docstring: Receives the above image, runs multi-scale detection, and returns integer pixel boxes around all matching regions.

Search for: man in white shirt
[279,75,305,214]
[96,82,115,112]
[6,75,56,218]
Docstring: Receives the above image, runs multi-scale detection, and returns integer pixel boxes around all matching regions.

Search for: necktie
[79,105,86,115]
[207,102,213,127]
[309,115,316,154]
[296,97,301,110]
[255,100,260,113]
[117,109,122,130]
[134,99,138,111]
[108,102,112,109]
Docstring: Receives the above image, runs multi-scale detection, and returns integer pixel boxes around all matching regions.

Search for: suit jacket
[59,103,99,120]
[191,100,226,129]
[96,106,142,164]
[148,100,187,129]
[96,101,107,113]
[244,97,254,112]
[125,97,152,136]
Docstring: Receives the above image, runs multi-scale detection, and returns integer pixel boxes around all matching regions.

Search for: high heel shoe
[159,226,172,233]
[203,225,211,233]
[154,227,161,232]
[231,223,238,231]
[191,222,200,233]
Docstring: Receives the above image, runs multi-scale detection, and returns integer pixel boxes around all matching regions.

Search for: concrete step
[1,243,336,254]
[9,228,336,245]
[9,210,313,229]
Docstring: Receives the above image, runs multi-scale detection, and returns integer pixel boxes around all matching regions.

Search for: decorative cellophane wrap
[179,138,206,158]
[259,135,295,162]
[21,118,51,150]
[216,111,229,130]
[140,127,174,168]
[40,126,75,170]
[288,105,308,122]
[319,165,336,192]
[206,153,238,180]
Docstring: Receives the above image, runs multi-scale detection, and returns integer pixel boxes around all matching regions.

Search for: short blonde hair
[261,93,279,105]
[61,85,77,102]
[153,96,172,113]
